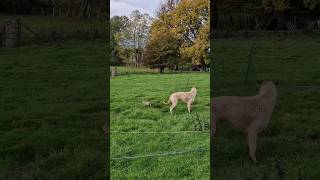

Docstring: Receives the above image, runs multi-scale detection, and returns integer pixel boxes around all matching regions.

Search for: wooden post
[0,31,2,47]
[111,67,117,77]
[3,18,21,48]
[17,18,21,46]
[244,47,253,84]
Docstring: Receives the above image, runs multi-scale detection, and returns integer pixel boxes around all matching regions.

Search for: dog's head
[257,80,279,86]
[257,80,278,96]
[191,87,197,93]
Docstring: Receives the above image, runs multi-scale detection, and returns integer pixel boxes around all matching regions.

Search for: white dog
[164,87,197,114]
[211,81,278,162]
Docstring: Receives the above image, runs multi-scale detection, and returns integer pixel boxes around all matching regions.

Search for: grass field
[0,40,107,178]
[212,35,320,179]
[110,73,210,179]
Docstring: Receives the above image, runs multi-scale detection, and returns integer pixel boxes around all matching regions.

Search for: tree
[156,0,180,17]
[170,0,210,68]
[262,0,291,12]
[115,10,153,65]
[144,21,180,73]
[0,0,106,18]
[145,0,210,70]
[303,0,320,9]
[110,15,129,65]
[179,19,210,68]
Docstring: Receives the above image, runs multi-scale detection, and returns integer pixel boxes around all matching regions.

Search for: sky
[110,0,164,18]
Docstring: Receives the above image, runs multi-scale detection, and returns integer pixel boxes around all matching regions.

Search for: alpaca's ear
[257,80,263,84]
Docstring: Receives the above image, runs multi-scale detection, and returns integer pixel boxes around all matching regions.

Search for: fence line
[281,85,320,90]
[0,67,107,73]
[111,147,209,160]
[111,130,210,134]
[213,85,320,93]
[0,96,106,105]
[252,54,299,60]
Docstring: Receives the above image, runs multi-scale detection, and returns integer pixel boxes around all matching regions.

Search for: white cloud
[110,0,164,17]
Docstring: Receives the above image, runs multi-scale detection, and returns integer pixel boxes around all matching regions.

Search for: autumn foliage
[144,0,210,71]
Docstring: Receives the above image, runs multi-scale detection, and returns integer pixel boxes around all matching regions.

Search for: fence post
[17,18,21,46]
[230,16,234,29]
[111,67,117,77]
[3,18,21,48]
[244,47,253,84]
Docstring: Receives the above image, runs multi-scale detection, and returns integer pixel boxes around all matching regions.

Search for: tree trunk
[212,0,218,28]
[159,66,164,73]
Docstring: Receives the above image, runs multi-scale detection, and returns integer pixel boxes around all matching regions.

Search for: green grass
[0,40,107,178]
[212,35,320,179]
[110,73,210,179]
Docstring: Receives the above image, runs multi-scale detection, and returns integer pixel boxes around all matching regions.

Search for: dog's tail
[162,98,171,105]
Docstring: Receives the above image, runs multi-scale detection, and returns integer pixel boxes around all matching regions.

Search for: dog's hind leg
[211,103,217,136]
[170,99,177,115]
[211,114,217,136]
[247,129,258,162]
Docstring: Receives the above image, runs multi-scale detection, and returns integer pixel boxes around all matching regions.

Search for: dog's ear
[257,80,263,84]
[274,81,279,86]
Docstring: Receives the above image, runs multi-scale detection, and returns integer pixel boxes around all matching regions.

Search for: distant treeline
[0,0,107,18]
[213,0,320,30]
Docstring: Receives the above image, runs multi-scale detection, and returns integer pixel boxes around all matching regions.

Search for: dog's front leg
[187,101,192,113]
[247,129,258,162]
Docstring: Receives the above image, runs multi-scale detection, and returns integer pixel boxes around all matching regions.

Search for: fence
[216,14,320,31]
[213,14,320,38]
[212,41,320,92]
[0,17,106,48]
[110,130,209,160]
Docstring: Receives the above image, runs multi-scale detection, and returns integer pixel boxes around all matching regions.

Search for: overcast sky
[110,0,164,18]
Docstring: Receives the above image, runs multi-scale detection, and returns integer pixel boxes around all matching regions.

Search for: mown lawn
[110,73,210,179]
[212,35,320,179]
[0,40,107,178]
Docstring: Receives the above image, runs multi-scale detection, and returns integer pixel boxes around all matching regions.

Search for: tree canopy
[112,10,153,65]
[0,0,106,18]
[144,0,210,71]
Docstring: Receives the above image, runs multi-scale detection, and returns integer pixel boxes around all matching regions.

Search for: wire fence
[111,130,210,134]
[111,130,210,160]
[0,67,107,73]
[111,147,209,160]
[213,85,320,93]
